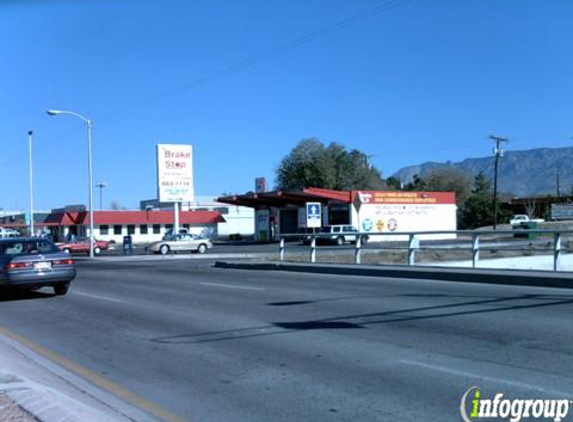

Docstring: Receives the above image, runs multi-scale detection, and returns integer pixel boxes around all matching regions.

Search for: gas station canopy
[217,187,351,209]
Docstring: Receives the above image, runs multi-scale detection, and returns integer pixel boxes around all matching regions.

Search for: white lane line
[400,359,569,397]
[200,282,265,291]
[72,291,123,303]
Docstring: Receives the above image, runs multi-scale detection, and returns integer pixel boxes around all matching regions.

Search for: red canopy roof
[217,187,351,208]
[42,212,79,226]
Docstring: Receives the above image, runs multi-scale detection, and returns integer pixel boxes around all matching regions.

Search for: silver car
[0,238,76,295]
[150,234,212,255]
[319,225,368,245]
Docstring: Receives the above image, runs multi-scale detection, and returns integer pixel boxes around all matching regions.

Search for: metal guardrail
[278,229,573,271]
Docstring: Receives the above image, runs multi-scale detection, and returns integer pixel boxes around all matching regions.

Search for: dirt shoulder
[0,393,38,422]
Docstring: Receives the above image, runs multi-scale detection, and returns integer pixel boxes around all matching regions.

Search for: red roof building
[22,210,225,243]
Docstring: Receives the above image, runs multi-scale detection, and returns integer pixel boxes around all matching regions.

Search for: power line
[2,0,412,171]
[369,140,487,160]
[101,0,412,120]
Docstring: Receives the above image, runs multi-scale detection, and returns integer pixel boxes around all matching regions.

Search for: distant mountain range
[392,146,573,197]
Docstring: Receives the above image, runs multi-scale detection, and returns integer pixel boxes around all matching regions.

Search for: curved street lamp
[46,109,95,258]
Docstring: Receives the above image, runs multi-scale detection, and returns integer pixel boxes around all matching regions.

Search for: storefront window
[328,204,351,225]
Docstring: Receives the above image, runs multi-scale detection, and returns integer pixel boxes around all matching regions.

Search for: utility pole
[95,181,107,210]
[555,169,561,198]
[489,135,509,230]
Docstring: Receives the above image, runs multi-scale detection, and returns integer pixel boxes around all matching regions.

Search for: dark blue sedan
[0,237,76,295]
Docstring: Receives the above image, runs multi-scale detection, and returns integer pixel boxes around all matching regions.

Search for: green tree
[403,174,426,191]
[458,171,498,229]
[276,138,385,190]
[385,176,402,190]
[472,171,490,194]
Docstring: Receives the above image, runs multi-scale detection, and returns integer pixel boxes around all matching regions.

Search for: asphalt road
[1,259,572,422]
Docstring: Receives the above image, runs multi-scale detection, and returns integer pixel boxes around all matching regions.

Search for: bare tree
[424,167,472,204]
[110,200,126,210]
[524,197,537,218]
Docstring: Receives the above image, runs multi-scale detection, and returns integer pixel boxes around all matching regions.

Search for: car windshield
[0,240,60,256]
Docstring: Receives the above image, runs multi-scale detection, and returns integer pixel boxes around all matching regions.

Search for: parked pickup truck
[509,214,545,226]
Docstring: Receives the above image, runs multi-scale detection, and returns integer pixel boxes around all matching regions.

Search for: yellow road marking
[0,326,191,422]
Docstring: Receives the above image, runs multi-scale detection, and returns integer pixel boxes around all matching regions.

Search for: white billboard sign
[156,144,194,203]
[352,191,457,241]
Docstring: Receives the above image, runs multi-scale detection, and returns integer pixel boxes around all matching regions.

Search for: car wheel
[93,246,102,255]
[63,248,71,254]
[197,244,207,254]
[54,284,69,296]
[159,244,170,255]
[336,236,344,246]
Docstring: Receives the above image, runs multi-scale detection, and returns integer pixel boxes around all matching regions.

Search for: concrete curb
[0,333,157,422]
[214,261,573,289]
[77,253,260,262]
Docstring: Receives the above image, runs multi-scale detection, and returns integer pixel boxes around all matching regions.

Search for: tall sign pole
[157,144,194,236]
[489,135,508,230]
[174,202,179,235]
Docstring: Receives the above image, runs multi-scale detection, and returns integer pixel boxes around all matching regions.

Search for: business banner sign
[156,144,194,203]
[353,191,456,205]
[352,191,457,240]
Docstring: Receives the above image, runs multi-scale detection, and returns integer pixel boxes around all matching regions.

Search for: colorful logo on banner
[362,219,373,232]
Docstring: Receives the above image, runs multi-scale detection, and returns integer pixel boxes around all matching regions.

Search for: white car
[509,214,545,226]
[0,227,20,238]
[150,234,212,255]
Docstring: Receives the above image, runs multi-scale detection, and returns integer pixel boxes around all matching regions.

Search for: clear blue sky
[1,0,571,210]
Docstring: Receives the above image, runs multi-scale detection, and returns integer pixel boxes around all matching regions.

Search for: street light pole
[28,131,34,236]
[96,181,107,210]
[46,109,95,258]
[87,119,94,257]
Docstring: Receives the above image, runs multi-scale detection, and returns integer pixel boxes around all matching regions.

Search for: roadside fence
[278,229,573,271]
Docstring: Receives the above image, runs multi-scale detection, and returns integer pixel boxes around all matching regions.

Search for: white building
[43,210,225,244]
[140,196,254,240]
